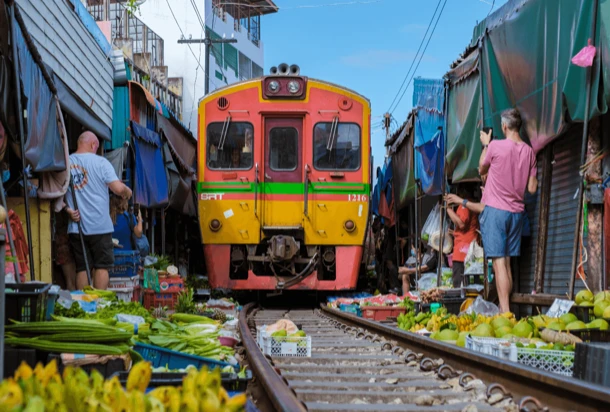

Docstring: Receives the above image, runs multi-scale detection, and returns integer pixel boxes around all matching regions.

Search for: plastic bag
[571,40,596,68]
[464,240,485,275]
[421,204,441,240]
[417,272,438,291]
[462,296,499,316]
[144,268,160,292]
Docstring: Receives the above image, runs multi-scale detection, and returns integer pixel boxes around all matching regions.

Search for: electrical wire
[389,0,448,115]
[164,0,219,90]
[487,0,496,17]
[218,0,381,9]
[386,0,443,114]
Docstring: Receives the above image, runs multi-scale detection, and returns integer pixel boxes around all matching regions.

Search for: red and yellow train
[197,64,371,291]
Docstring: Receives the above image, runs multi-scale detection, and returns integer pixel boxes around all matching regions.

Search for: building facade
[136,0,277,131]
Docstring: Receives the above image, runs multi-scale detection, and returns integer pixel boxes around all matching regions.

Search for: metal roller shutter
[519,127,584,296]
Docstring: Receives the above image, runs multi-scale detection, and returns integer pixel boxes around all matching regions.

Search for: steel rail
[238,303,307,412]
[321,305,610,412]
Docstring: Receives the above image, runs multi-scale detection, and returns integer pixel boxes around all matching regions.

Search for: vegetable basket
[5,283,51,323]
[256,326,311,357]
[133,342,237,372]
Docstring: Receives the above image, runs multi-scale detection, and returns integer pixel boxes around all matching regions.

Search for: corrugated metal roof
[16,0,113,130]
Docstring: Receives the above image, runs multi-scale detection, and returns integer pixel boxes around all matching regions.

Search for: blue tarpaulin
[371,166,382,216]
[69,0,112,56]
[14,19,65,172]
[131,122,169,207]
[413,78,446,195]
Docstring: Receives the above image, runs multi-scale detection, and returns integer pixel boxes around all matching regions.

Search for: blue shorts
[479,206,524,258]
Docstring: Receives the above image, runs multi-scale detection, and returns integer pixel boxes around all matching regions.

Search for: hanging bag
[126,211,150,257]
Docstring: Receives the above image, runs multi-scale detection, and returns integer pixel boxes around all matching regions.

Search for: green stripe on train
[197,182,370,194]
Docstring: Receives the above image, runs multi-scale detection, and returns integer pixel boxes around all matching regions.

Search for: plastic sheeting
[157,115,196,174]
[444,0,610,182]
[446,50,482,183]
[68,0,111,57]
[14,20,65,172]
[413,78,445,195]
[478,0,602,153]
[131,122,168,208]
[391,118,416,210]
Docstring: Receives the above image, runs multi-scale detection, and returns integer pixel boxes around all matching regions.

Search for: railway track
[239,303,610,412]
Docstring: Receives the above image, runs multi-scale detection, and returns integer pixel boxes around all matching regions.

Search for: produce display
[575,289,610,319]
[4,319,133,356]
[264,319,308,345]
[136,320,235,362]
[0,360,246,411]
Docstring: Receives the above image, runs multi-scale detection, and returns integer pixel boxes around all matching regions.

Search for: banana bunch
[0,360,247,412]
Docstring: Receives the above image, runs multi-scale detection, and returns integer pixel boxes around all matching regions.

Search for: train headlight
[344,220,356,232]
[209,219,222,232]
[287,80,300,94]
[268,80,280,93]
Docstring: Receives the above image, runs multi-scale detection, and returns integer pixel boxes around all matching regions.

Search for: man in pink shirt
[478,108,538,313]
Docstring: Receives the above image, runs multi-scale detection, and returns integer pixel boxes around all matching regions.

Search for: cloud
[339,49,436,69]
[401,23,429,33]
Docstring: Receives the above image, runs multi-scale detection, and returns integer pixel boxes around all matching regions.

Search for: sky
[261,0,507,170]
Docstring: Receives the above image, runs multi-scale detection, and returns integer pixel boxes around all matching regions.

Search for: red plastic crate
[132,286,142,304]
[158,276,184,292]
[361,306,407,321]
[143,289,180,310]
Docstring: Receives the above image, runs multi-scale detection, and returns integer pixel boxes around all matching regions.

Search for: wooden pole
[570,0,599,299]
[534,147,552,293]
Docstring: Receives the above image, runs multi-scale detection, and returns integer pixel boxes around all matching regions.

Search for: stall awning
[157,114,196,175]
[413,78,445,195]
[446,50,482,183]
[53,72,111,141]
[131,121,168,208]
[392,118,416,210]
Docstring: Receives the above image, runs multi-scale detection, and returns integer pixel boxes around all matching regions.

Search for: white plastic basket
[109,275,139,290]
[256,326,311,357]
[516,348,574,376]
[109,286,136,302]
[466,336,510,356]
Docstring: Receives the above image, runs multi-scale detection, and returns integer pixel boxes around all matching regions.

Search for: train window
[206,122,254,170]
[313,122,361,170]
[269,127,298,171]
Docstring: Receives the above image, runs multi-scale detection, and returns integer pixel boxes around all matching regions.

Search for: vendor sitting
[398,243,439,296]
[110,195,142,250]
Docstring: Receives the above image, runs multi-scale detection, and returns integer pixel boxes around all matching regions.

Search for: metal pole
[161,209,166,255]
[437,125,446,287]
[69,177,92,287]
[0,179,20,282]
[10,4,35,281]
[0,228,6,376]
[570,0,599,299]
[204,39,210,95]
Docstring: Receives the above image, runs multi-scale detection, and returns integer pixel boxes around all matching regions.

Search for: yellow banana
[180,394,199,412]
[126,361,152,393]
[0,379,24,410]
[149,396,166,412]
[14,362,33,381]
[22,395,44,412]
[224,393,248,412]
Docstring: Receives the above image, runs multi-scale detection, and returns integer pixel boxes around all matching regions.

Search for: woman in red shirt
[446,187,479,288]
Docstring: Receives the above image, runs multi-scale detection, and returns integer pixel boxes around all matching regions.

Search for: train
[197,63,371,291]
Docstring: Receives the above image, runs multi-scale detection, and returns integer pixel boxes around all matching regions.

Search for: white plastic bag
[461,296,499,316]
[464,240,485,275]
[417,273,438,291]
[421,204,441,240]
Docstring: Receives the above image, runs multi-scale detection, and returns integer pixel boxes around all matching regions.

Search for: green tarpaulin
[446,0,608,182]
[390,114,416,209]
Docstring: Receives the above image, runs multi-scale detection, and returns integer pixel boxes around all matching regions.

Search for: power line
[164,0,219,90]
[486,0,496,17]
[218,0,381,9]
[389,0,448,115]
[386,0,443,114]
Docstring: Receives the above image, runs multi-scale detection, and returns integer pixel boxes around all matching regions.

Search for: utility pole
[178,36,237,95]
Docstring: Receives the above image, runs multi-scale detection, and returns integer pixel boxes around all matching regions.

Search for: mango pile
[575,289,610,320]
[0,360,246,411]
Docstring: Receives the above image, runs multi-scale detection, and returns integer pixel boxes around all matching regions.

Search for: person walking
[65,131,132,290]
[478,109,538,313]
